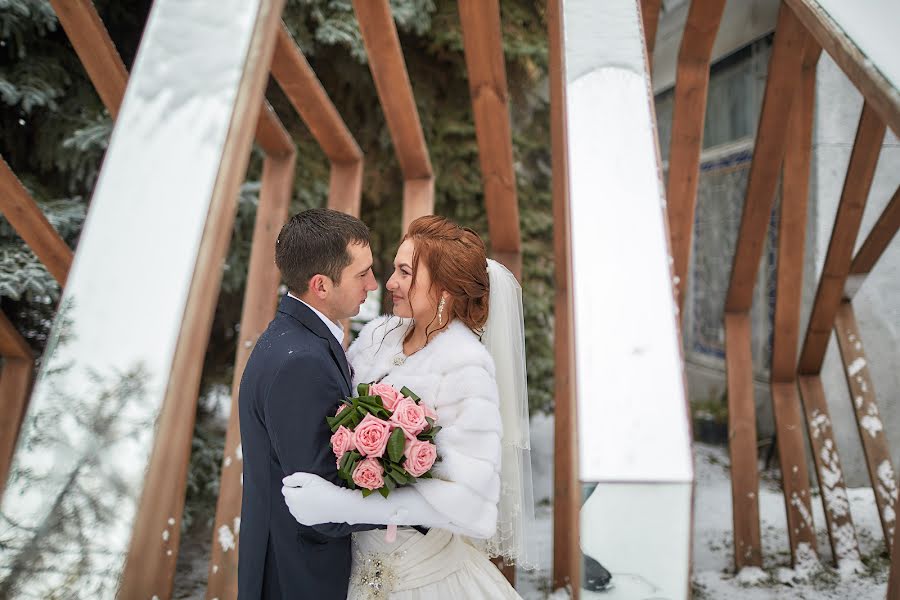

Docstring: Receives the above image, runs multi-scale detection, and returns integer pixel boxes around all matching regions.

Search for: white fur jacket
[347,315,502,539]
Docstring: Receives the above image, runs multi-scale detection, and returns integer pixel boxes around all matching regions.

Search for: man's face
[327,242,377,321]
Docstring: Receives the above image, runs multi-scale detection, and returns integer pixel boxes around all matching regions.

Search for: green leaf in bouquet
[378,487,390,498]
[338,451,351,472]
[387,427,406,463]
[383,476,396,491]
[419,471,433,479]
[357,382,371,397]
[400,386,420,402]
[362,488,373,498]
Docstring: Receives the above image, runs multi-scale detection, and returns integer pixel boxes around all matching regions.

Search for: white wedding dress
[344,315,522,600]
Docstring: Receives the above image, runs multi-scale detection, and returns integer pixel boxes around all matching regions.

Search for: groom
[238,209,379,599]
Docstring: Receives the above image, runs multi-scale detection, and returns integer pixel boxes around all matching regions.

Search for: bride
[282,215,536,598]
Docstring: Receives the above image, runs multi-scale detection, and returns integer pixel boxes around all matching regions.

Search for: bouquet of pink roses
[326,382,440,499]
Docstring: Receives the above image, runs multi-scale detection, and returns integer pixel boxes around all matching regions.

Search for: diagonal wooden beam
[271,24,364,216]
[834,302,897,554]
[457,0,522,280]
[640,0,662,67]
[785,0,900,137]
[848,184,900,280]
[548,0,580,594]
[352,0,433,232]
[798,102,885,374]
[726,3,808,312]
[48,0,128,119]
[254,101,295,158]
[0,158,73,287]
[666,0,726,313]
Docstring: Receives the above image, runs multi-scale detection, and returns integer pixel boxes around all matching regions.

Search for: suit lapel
[277,296,352,392]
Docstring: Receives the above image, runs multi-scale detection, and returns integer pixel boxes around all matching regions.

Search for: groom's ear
[308,274,330,298]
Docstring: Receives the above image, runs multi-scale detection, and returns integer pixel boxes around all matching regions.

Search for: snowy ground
[174,413,892,598]
[517,414,891,599]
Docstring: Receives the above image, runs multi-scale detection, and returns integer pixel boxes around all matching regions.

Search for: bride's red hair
[403,215,490,333]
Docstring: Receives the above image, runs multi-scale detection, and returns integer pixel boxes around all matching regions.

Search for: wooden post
[848,185,900,278]
[640,0,662,68]
[458,0,522,281]
[769,41,821,566]
[204,104,296,600]
[548,0,580,595]
[0,313,34,497]
[352,0,434,232]
[797,375,861,565]
[834,302,896,554]
[666,0,726,313]
[722,3,808,571]
[118,1,286,596]
[724,312,762,569]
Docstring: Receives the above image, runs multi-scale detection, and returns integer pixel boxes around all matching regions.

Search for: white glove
[282,472,452,530]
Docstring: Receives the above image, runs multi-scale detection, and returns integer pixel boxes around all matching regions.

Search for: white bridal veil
[478,258,537,568]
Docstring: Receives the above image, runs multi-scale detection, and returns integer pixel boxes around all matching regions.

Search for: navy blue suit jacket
[238,296,374,599]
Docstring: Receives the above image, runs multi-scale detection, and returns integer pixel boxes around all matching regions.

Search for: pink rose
[423,403,438,422]
[352,458,385,490]
[352,413,391,458]
[389,398,429,436]
[330,426,355,460]
[403,438,437,477]
[368,383,404,411]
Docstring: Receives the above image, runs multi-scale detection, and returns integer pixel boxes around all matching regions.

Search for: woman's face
[386,240,439,323]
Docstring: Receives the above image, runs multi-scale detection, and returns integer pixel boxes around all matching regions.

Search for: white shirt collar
[287,293,345,346]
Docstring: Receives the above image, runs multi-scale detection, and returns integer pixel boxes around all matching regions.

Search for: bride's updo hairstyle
[404,215,490,333]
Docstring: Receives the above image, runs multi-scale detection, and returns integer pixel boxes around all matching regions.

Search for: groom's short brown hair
[275,208,370,295]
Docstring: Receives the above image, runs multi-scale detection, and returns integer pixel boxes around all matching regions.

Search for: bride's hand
[281,472,346,525]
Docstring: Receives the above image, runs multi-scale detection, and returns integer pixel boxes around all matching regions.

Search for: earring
[438,296,446,326]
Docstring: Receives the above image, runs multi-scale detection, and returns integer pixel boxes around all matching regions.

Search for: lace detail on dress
[351,537,402,599]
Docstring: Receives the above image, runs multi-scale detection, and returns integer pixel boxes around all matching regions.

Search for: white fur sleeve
[414,357,503,539]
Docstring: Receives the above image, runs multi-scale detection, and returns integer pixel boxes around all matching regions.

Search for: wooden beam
[798,375,861,566]
[271,24,364,216]
[254,102,295,158]
[640,0,662,67]
[0,158,73,287]
[666,0,726,313]
[205,147,296,600]
[352,0,433,231]
[849,184,900,278]
[798,103,885,374]
[767,43,821,567]
[834,302,896,554]
[771,43,821,381]
[889,517,900,600]
[548,0,580,594]
[726,3,808,312]
[118,2,285,595]
[458,0,522,280]
[724,312,762,569]
[0,311,33,497]
[785,0,900,137]
[48,0,128,119]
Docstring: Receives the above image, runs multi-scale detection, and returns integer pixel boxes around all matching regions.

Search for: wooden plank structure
[1,0,898,597]
[352,0,434,233]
